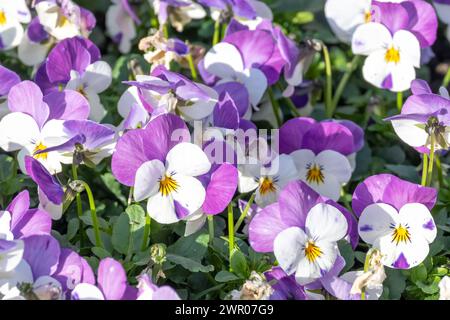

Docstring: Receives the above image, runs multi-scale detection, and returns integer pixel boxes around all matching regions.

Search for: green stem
[227,203,234,271]
[427,134,435,187]
[72,164,85,246]
[443,66,450,88]
[162,23,169,38]
[79,181,103,248]
[234,193,256,232]
[361,248,374,300]
[332,55,361,111]
[396,92,403,112]
[322,44,333,118]
[435,155,444,188]
[421,153,428,187]
[221,23,228,41]
[276,83,300,117]
[208,215,214,246]
[267,87,282,128]
[212,19,221,46]
[186,53,198,81]
[141,214,152,251]
[127,186,134,206]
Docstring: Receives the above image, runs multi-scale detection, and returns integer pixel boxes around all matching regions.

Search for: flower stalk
[322,44,333,118]
[141,214,152,251]
[268,87,282,128]
[396,92,403,112]
[79,181,103,248]
[332,55,361,111]
[208,215,214,246]
[228,203,235,271]
[234,193,256,232]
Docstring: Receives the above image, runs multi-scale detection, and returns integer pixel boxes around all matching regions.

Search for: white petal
[0,22,24,50]
[0,112,39,151]
[273,227,307,275]
[184,212,207,236]
[71,283,105,300]
[18,34,50,66]
[237,167,259,193]
[254,187,279,208]
[118,87,141,118]
[237,68,268,107]
[85,90,107,122]
[146,193,178,224]
[308,173,341,201]
[84,61,113,93]
[393,30,421,68]
[358,203,398,245]
[316,150,352,184]
[314,240,339,276]
[133,160,165,202]
[398,203,437,244]
[361,50,392,89]
[166,143,211,177]
[0,240,24,273]
[172,174,206,217]
[306,203,348,242]
[204,42,244,78]
[290,149,316,177]
[0,211,13,240]
[389,59,417,92]
[352,23,392,55]
[265,154,297,188]
[294,256,322,286]
[38,190,63,220]
[0,259,33,295]
[391,118,429,147]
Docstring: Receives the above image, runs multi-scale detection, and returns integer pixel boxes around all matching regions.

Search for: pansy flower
[0,80,89,174]
[352,22,420,92]
[0,0,30,51]
[434,0,450,41]
[71,258,136,300]
[36,37,112,121]
[112,114,212,224]
[136,274,181,300]
[106,0,140,53]
[18,17,52,67]
[150,0,206,33]
[385,79,450,153]
[0,65,20,118]
[353,174,438,269]
[249,181,357,285]
[279,117,363,201]
[203,28,284,106]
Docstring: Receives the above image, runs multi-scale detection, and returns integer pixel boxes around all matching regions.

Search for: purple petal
[301,121,355,155]
[202,163,238,215]
[7,81,49,128]
[23,235,61,279]
[249,203,289,252]
[80,8,97,33]
[80,257,96,284]
[265,267,307,300]
[279,117,316,154]
[410,79,432,95]
[401,0,438,47]
[97,258,127,300]
[0,65,21,97]
[392,252,410,269]
[214,82,250,117]
[198,58,218,86]
[11,208,52,239]
[25,156,64,205]
[319,256,353,300]
[352,174,437,216]
[326,119,365,153]
[213,93,240,130]
[112,113,190,186]
[372,1,410,34]
[52,249,84,291]
[153,286,181,300]
[44,90,90,121]
[121,0,141,24]
[63,120,115,150]
[27,17,49,43]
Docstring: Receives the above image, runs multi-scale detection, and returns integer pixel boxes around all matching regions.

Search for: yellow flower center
[306,164,325,185]
[385,47,400,64]
[33,142,48,160]
[56,13,70,28]
[159,174,179,196]
[364,11,372,23]
[77,86,87,97]
[305,240,322,263]
[391,224,411,245]
[0,10,7,26]
[259,177,276,195]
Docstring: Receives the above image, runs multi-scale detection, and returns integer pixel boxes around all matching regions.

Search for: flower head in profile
[434,0,450,41]
[136,274,180,300]
[0,80,89,174]
[353,174,438,269]
[249,181,358,285]
[106,0,140,53]
[150,0,206,33]
[112,114,212,224]
[385,79,450,153]
[279,117,363,201]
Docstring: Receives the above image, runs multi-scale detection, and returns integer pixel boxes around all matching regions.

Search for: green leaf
[167,232,209,262]
[384,268,406,299]
[292,11,314,25]
[416,277,441,295]
[337,240,355,273]
[100,173,127,206]
[126,204,147,252]
[112,213,130,255]
[166,253,214,273]
[410,264,428,284]
[91,246,111,259]
[215,271,240,282]
[230,250,249,279]
[0,155,15,182]
[67,219,80,241]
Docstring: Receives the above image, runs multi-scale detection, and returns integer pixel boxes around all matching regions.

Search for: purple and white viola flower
[36,37,111,121]
[136,274,181,300]
[0,65,20,118]
[203,29,284,107]
[123,66,218,122]
[238,152,298,208]
[71,258,136,300]
[352,22,420,92]
[25,156,65,220]
[434,0,450,41]
[2,234,94,300]
[149,0,206,33]
[184,140,238,236]
[249,181,357,285]
[18,17,52,67]
[106,0,140,54]
[0,80,90,174]
[112,114,212,224]
[385,79,450,152]
[353,174,438,269]
[279,117,363,201]
[0,0,30,51]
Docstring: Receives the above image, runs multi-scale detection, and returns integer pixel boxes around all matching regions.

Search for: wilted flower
[230,271,273,300]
